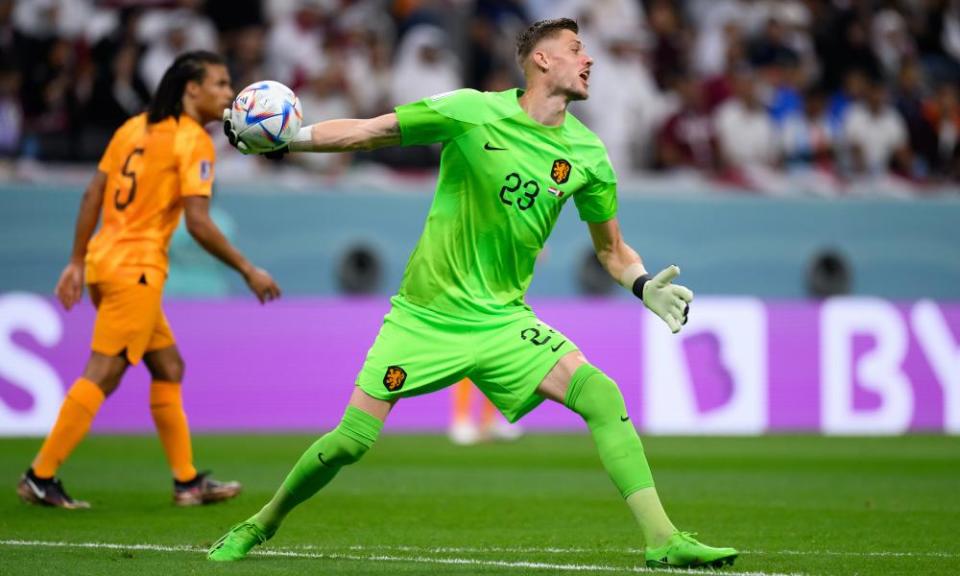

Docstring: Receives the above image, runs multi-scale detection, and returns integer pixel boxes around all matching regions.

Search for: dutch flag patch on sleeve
[200,160,212,181]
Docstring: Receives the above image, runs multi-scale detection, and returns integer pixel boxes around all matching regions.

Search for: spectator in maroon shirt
[922,83,960,181]
[655,74,717,172]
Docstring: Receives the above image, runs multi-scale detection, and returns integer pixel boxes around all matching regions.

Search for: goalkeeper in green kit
[210,18,738,569]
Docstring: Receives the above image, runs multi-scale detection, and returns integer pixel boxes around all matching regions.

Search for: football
[229,80,303,153]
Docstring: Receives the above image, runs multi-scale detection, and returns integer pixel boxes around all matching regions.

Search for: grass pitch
[0,434,957,575]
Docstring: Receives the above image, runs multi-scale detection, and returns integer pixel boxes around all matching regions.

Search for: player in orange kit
[16,51,281,509]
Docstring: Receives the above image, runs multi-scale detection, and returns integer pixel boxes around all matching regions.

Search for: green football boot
[645,531,739,569]
[207,520,272,561]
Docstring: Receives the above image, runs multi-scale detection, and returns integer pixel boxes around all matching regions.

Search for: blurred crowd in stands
[1,0,959,195]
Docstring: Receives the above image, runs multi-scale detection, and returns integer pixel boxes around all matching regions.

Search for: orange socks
[32,379,197,483]
[150,381,197,483]
[32,378,105,478]
[452,379,472,423]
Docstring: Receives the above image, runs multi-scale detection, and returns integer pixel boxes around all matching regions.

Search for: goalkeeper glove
[632,265,693,334]
[222,109,288,160]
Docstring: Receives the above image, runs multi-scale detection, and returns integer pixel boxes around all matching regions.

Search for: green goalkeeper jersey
[394,88,617,317]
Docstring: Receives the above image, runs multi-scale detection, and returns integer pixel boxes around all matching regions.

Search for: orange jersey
[85,113,215,286]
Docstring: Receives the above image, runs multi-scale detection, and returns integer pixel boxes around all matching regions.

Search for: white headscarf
[389,25,461,106]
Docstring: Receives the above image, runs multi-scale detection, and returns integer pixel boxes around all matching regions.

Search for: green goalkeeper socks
[564,363,674,547]
[252,405,383,533]
[564,364,654,497]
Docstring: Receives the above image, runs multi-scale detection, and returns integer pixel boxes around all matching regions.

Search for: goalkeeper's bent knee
[316,405,383,467]
[280,405,383,499]
[564,363,654,498]
[563,363,627,422]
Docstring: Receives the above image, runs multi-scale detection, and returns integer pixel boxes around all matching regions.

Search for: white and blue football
[230,80,303,153]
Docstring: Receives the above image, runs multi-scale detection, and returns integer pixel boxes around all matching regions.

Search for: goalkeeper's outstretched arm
[289,113,401,153]
[588,218,693,334]
[223,110,401,155]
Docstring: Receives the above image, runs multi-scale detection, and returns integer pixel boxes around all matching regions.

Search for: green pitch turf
[0,434,957,575]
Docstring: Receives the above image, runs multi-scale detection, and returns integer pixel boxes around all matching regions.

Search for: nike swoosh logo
[620,415,630,422]
[484,143,507,151]
[318,452,329,466]
[26,478,46,499]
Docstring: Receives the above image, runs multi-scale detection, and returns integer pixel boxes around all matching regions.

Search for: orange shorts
[90,281,175,365]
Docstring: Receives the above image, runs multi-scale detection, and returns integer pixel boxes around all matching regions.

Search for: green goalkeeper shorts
[356,295,578,422]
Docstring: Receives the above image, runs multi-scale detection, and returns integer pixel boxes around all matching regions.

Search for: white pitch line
[743,549,960,559]
[0,539,798,576]
[2,539,952,562]
[0,540,201,554]
[254,548,784,576]
[295,543,960,560]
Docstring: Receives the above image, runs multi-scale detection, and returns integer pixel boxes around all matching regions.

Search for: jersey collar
[510,88,567,131]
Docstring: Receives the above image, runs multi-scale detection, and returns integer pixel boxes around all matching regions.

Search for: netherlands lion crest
[551,159,571,184]
[383,366,407,391]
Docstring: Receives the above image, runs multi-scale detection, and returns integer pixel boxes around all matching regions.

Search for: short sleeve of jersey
[97,123,128,175]
[394,89,481,146]
[574,149,618,223]
[178,131,215,198]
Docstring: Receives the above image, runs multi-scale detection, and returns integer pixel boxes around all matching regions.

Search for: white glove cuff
[289,126,313,152]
